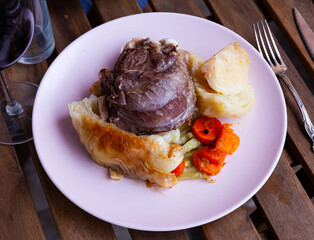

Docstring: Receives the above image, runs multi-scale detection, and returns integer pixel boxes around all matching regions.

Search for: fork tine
[256,22,273,66]
[264,20,284,64]
[253,24,263,55]
[261,20,279,65]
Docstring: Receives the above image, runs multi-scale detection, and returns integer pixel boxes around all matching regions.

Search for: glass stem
[0,71,23,116]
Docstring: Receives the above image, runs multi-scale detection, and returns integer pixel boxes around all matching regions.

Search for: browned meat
[99,38,196,135]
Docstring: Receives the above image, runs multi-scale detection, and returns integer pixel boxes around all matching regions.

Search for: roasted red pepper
[171,160,185,176]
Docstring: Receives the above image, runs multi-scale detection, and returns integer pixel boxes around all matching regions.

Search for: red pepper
[171,160,185,176]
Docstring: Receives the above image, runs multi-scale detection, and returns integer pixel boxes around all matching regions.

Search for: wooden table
[1,0,313,239]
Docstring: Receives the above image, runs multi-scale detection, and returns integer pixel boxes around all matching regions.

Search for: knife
[293,7,314,61]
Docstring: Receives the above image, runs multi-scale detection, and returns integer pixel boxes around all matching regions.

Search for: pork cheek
[99,38,196,135]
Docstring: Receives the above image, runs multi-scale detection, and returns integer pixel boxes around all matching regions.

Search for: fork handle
[278,72,314,151]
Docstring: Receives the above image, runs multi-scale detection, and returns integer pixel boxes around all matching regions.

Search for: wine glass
[0,0,37,145]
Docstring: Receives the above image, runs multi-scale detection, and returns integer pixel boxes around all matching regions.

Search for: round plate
[33,13,286,231]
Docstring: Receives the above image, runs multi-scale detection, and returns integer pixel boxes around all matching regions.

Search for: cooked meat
[99,38,196,135]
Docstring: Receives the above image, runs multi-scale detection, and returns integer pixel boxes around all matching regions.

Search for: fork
[253,20,314,151]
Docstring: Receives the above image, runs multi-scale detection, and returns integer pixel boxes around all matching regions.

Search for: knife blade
[293,7,314,61]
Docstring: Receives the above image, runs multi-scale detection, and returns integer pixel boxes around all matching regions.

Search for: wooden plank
[143,2,153,12]
[129,230,189,240]
[150,0,203,16]
[0,145,45,240]
[202,207,261,240]
[1,50,48,239]
[6,61,48,86]
[205,0,314,181]
[254,150,314,239]
[204,0,262,36]
[93,0,142,23]
[10,0,117,239]
[47,0,92,52]
[260,0,314,78]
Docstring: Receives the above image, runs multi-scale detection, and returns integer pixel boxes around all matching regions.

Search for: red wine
[0,0,34,70]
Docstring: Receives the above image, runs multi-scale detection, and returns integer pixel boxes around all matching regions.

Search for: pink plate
[33,13,286,231]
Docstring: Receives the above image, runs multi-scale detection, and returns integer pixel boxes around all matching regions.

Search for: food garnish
[171,160,185,176]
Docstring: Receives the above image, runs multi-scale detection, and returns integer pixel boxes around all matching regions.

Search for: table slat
[47,0,92,53]
[150,0,203,16]
[254,149,314,239]
[129,230,189,240]
[0,145,45,240]
[260,0,314,78]
[92,0,142,23]
[1,56,49,238]
[202,207,261,240]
